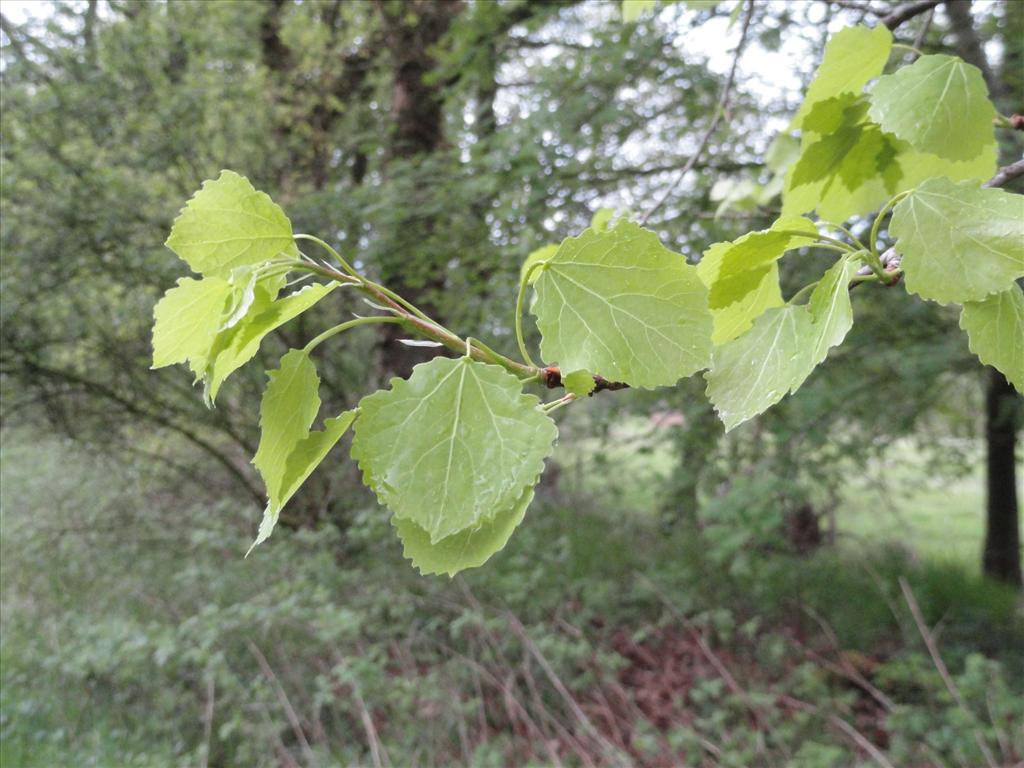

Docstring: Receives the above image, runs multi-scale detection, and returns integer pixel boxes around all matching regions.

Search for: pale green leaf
[705,306,815,431]
[765,133,800,174]
[205,283,337,403]
[562,370,597,398]
[898,141,997,188]
[791,25,892,129]
[705,258,857,431]
[351,357,557,543]
[253,350,321,507]
[591,208,615,233]
[394,486,535,577]
[532,221,713,389]
[890,178,1024,304]
[807,256,857,365]
[784,95,904,222]
[165,170,299,276]
[251,410,357,552]
[959,285,1024,392]
[521,244,558,285]
[705,263,783,345]
[701,216,817,310]
[868,55,996,161]
[622,0,658,21]
[151,277,232,371]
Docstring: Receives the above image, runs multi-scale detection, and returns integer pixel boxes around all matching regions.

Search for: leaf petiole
[302,315,405,355]
[868,191,911,261]
[293,234,362,280]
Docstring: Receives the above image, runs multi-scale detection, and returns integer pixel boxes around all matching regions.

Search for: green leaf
[705,306,815,431]
[897,142,997,188]
[249,350,356,551]
[204,283,338,403]
[784,95,904,222]
[868,55,996,161]
[251,411,358,552]
[253,350,322,506]
[393,486,535,577]
[704,263,784,345]
[959,285,1024,392]
[165,170,299,276]
[562,370,597,397]
[701,216,817,311]
[521,244,558,285]
[806,256,857,365]
[791,25,892,129]
[591,208,615,233]
[705,258,857,431]
[890,178,1024,304]
[622,0,658,21]
[151,276,232,373]
[351,357,557,543]
[532,221,713,389]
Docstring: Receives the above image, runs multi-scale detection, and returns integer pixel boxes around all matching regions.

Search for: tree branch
[882,0,942,29]
[983,159,1024,189]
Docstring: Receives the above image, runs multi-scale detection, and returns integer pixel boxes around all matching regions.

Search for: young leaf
[521,244,558,285]
[251,411,358,551]
[590,208,614,232]
[705,306,816,432]
[705,258,857,431]
[393,486,535,577]
[701,215,817,310]
[890,178,1024,304]
[783,95,904,222]
[151,276,232,373]
[707,265,784,345]
[790,25,892,129]
[249,350,356,551]
[532,221,713,389]
[165,170,299,276]
[253,350,322,507]
[204,283,338,403]
[959,285,1024,393]
[351,357,557,543]
[562,370,597,398]
[868,55,996,161]
[806,256,857,365]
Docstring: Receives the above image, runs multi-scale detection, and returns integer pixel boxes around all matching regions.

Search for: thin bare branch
[641,0,756,224]
[983,159,1024,189]
[882,0,942,29]
[899,578,999,768]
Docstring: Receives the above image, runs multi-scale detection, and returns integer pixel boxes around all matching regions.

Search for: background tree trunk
[983,369,1022,586]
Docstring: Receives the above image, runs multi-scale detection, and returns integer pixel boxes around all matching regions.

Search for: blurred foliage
[2,429,1021,766]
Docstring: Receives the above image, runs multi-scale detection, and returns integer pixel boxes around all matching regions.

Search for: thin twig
[247,640,318,768]
[641,0,756,224]
[898,578,999,768]
[881,0,941,30]
[200,677,215,768]
[983,159,1024,189]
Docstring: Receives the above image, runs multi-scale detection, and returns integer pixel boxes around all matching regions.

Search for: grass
[836,440,994,569]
